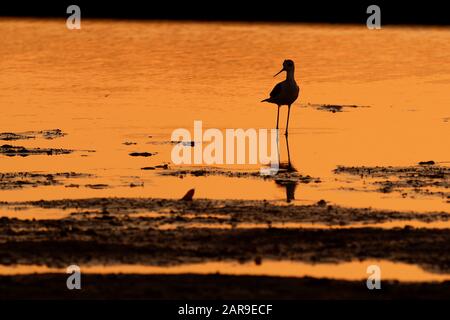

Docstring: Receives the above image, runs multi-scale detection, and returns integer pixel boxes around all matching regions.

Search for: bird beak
[274,68,285,77]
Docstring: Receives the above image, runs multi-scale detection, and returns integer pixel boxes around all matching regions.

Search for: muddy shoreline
[1,197,450,273]
[1,273,450,299]
[13,197,450,224]
[1,227,450,272]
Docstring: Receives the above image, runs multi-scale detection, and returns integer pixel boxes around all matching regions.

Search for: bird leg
[285,105,291,135]
[276,105,280,130]
[285,133,292,170]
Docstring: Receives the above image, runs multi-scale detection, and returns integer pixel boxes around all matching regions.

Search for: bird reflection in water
[274,134,298,203]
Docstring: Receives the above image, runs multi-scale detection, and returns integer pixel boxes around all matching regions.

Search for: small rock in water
[141,164,169,170]
[129,182,144,187]
[418,160,435,165]
[129,152,155,157]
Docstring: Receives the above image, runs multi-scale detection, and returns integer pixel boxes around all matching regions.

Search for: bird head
[274,59,295,77]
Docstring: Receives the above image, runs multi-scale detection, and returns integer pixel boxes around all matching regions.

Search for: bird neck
[286,69,295,82]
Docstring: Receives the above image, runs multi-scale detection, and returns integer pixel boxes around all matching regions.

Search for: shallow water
[1,260,449,282]
[1,18,449,212]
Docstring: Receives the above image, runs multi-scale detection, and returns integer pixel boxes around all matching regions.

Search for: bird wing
[269,82,283,98]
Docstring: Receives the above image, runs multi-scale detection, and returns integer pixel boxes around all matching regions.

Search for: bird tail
[261,98,270,103]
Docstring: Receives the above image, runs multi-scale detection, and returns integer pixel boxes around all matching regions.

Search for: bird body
[262,79,299,106]
[261,59,300,134]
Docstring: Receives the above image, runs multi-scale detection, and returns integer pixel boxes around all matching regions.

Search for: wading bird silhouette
[261,59,300,135]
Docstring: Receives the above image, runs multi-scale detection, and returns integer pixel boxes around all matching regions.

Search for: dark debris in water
[0,129,66,141]
[129,152,156,157]
[0,172,92,190]
[334,164,450,199]
[419,160,436,166]
[0,133,33,141]
[334,164,450,179]
[175,141,195,147]
[85,184,109,190]
[158,166,320,184]
[318,105,344,113]
[0,144,73,157]
[307,104,369,113]
[40,129,66,140]
[146,140,196,147]
[141,164,169,170]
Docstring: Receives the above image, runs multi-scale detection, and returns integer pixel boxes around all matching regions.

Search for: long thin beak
[274,68,285,77]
